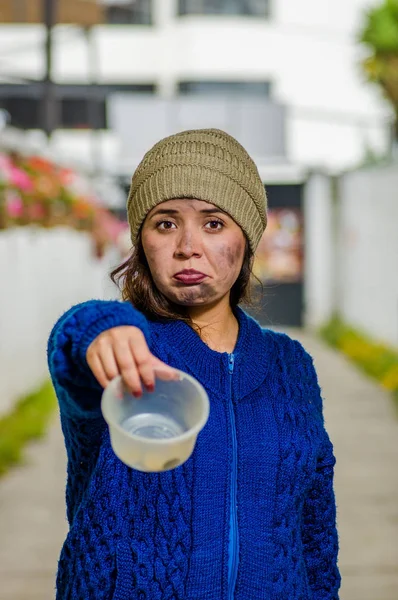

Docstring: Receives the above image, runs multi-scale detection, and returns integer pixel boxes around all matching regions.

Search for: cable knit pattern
[48,300,340,599]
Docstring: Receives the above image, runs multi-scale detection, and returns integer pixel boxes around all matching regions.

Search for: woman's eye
[205,220,224,230]
[157,221,176,230]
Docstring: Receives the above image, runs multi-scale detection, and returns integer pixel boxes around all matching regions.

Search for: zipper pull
[228,353,235,375]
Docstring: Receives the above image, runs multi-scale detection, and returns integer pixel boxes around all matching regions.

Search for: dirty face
[141,198,246,308]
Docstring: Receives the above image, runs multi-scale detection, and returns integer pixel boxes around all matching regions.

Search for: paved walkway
[298,331,398,600]
[0,331,397,599]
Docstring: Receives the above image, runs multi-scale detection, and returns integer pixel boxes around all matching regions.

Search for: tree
[359,0,398,142]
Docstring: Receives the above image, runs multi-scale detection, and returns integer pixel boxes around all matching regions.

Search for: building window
[0,83,156,130]
[105,0,153,25]
[178,81,271,96]
[0,97,39,130]
[178,0,269,17]
[61,98,107,129]
[0,96,107,130]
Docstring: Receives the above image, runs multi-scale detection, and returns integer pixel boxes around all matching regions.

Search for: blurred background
[0,1,397,599]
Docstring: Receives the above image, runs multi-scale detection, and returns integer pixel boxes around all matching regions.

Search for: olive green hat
[127,128,267,252]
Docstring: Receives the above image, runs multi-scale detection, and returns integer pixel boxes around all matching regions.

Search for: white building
[0,0,392,176]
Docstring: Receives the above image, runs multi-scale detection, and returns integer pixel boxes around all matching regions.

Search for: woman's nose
[174,229,202,258]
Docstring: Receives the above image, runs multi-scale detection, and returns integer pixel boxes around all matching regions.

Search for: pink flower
[6,192,24,218]
[9,166,33,192]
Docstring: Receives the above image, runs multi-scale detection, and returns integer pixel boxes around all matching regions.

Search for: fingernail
[147,384,155,392]
[133,390,142,398]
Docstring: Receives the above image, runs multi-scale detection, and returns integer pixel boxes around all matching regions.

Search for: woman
[48,128,341,600]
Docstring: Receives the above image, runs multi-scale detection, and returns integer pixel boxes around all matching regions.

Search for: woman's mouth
[173,269,208,285]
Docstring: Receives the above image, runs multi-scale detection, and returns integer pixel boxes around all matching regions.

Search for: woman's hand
[86,326,179,397]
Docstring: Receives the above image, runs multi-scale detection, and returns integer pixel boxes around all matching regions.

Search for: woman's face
[141,198,246,308]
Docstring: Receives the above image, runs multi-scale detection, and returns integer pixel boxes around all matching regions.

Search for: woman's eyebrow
[149,208,179,218]
[199,208,227,215]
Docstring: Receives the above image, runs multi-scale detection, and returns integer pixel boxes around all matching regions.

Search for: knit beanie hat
[127,128,267,252]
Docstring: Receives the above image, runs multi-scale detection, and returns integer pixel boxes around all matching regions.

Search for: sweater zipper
[227,353,239,599]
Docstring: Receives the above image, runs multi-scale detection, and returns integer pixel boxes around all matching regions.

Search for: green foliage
[320,316,398,407]
[0,381,57,477]
[360,0,398,53]
[358,0,398,138]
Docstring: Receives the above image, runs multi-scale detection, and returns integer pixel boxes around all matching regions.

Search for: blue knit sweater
[48,300,341,600]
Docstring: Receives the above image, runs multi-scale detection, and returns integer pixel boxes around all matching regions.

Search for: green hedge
[320,315,398,409]
[0,381,57,477]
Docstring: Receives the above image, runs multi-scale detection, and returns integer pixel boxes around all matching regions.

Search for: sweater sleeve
[47,300,151,523]
[294,342,341,600]
[47,299,151,420]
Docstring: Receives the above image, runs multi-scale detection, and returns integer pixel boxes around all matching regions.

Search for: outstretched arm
[47,299,151,419]
[47,300,152,521]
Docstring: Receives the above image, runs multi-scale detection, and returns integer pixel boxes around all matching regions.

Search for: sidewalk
[298,331,398,600]
[0,331,397,599]
[0,416,67,600]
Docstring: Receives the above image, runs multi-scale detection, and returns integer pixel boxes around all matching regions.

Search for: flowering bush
[0,151,92,229]
[0,149,128,257]
[320,315,398,409]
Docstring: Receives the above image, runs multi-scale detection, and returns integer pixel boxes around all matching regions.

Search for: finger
[89,353,110,389]
[128,330,152,365]
[97,343,119,382]
[128,335,156,390]
[113,341,143,397]
[137,360,156,392]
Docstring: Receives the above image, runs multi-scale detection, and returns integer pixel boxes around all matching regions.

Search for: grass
[319,315,398,414]
[0,381,57,477]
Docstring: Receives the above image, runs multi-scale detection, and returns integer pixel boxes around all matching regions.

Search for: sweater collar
[153,307,272,398]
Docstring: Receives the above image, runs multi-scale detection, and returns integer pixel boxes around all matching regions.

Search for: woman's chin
[164,290,211,307]
[173,296,208,307]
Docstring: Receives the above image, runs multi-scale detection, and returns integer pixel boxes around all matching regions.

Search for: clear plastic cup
[101,370,210,472]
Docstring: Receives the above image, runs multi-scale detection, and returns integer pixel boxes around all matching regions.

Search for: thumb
[150,356,181,381]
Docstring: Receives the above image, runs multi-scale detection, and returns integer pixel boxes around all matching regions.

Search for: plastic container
[101,370,210,472]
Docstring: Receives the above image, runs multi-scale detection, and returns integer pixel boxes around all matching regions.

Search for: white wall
[0,0,391,172]
[338,164,398,347]
[304,173,336,328]
[0,227,120,417]
[304,162,398,348]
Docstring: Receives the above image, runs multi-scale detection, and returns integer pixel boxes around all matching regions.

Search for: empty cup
[101,370,210,472]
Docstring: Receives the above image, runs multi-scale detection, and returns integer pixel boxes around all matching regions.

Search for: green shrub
[0,381,57,477]
[320,316,398,408]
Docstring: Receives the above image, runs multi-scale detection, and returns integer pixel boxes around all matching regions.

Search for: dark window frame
[178,0,270,18]
[0,83,157,130]
[105,0,153,25]
[178,80,271,96]
[60,97,107,130]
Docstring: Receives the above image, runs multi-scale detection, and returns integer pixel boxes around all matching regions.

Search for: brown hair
[110,234,260,324]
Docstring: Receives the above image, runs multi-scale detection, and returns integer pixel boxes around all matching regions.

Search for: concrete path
[297,331,398,600]
[0,331,397,599]
[0,418,67,600]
